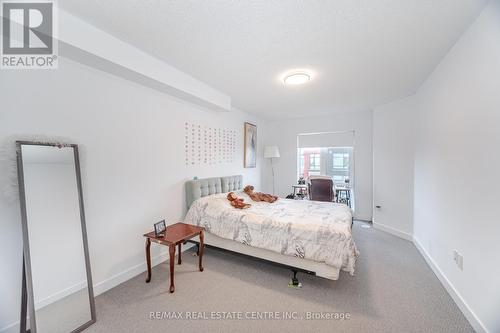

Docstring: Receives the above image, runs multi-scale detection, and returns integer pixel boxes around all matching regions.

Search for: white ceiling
[60,0,487,120]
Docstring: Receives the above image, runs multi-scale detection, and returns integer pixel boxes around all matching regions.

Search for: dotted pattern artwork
[185,122,237,166]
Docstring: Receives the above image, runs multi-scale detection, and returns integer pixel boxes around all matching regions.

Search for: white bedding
[184,192,359,277]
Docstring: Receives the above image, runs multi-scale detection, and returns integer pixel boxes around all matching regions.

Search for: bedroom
[0,1,499,333]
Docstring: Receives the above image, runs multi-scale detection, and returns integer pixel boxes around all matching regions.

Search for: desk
[292,184,308,199]
[336,187,351,208]
[144,222,205,293]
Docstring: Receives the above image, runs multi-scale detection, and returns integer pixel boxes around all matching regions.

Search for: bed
[184,175,358,280]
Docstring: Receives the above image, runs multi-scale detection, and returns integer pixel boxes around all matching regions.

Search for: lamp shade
[264,146,280,158]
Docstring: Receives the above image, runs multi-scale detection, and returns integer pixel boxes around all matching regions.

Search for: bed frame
[185,175,344,281]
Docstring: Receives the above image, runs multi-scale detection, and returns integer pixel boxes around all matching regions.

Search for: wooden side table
[143,222,205,293]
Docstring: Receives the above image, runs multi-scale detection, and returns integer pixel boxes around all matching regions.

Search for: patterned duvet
[184,192,358,276]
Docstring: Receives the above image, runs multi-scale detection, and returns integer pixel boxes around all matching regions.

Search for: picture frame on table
[154,220,166,237]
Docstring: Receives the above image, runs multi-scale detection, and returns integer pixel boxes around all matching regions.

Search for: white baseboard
[372,222,413,241]
[94,243,194,296]
[0,244,194,333]
[93,253,167,296]
[0,321,18,333]
[35,280,87,310]
[413,237,488,333]
[371,226,488,332]
[3,238,487,333]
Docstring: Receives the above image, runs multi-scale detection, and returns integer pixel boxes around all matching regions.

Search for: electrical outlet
[453,250,463,270]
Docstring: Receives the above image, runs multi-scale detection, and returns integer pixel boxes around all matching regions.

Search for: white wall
[372,96,415,240]
[0,58,262,331]
[262,110,373,221]
[371,2,500,331]
[412,1,500,332]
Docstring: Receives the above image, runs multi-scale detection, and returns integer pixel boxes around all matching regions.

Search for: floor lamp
[264,146,280,195]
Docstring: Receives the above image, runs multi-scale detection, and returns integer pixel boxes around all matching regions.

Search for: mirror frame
[16,141,96,333]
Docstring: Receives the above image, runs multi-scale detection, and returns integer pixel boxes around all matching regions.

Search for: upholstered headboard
[185,175,243,209]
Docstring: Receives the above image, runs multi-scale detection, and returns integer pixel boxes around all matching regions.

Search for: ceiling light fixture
[283,71,311,86]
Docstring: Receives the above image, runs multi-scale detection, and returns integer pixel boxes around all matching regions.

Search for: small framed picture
[154,220,166,237]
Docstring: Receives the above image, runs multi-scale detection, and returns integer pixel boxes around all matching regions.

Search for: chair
[308,176,336,202]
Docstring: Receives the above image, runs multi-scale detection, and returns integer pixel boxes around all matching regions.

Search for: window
[332,175,345,183]
[296,132,355,211]
[333,153,349,170]
[297,147,353,185]
[297,148,321,178]
[309,153,320,171]
[327,148,352,186]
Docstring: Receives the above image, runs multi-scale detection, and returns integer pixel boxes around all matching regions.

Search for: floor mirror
[16,141,96,333]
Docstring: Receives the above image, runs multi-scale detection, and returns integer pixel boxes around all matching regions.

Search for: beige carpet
[84,222,473,333]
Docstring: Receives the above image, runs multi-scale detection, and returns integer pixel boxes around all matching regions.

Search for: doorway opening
[297,131,355,211]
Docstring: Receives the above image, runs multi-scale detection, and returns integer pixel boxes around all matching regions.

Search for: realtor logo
[1,0,58,69]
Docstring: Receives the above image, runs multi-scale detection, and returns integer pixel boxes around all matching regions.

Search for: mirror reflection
[20,144,94,333]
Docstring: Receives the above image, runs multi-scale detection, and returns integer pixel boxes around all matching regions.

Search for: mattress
[184,192,359,276]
